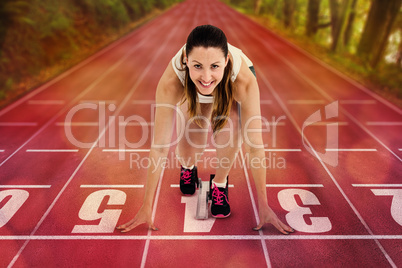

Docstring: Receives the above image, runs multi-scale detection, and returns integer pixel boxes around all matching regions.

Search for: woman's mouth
[199,80,213,88]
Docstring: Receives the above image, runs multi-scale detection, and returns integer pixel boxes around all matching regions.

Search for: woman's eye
[194,65,201,69]
[212,65,219,69]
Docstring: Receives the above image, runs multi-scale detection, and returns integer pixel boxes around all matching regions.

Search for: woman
[117,25,293,234]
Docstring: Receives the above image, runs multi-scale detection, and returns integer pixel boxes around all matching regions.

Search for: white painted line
[0,122,38,127]
[399,149,402,151]
[102,149,150,152]
[27,100,65,105]
[80,185,144,188]
[1,235,401,240]
[132,100,155,105]
[309,122,349,126]
[287,100,326,105]
[266,184,324,188]
[204,149,216,152]
[79,100,116,104]
[264,149,301,152]
[260,100,273,105]
[26,149,79,153]
[340,100,377,105]
[352,184,402,188]
[0,185,51,189]
[325,149,377,152]
[366,122,402,126]
[56,122,99,126]
[0,150,4,152]
[119,122,153,126]
[170,184,234,188]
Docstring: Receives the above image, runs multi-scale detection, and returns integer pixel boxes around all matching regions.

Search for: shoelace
[181,169,192,184]
[212,184,228,205]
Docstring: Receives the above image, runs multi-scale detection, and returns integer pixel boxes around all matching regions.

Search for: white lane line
[102,149,150,152]
[264,149,301,152]
[308,122,349,126]
[26,149,79,153]
[266,184,324,188]
[27,100,65,105]
[170,184,234,188]
[132,100,155,105]
[340,100,377,105]
[1,235,401,240]
[366,122,402,126]
[80,185,144,188]
[0,122,38,127]
[0,150,4,152]
[79,100,117,104]
[0,185,51,189]
[325,149,377,152]
[56,122,99,126]
[352,184,402,188]
[287,100,326,105]
[260,100,273,105]
[119,122,154,126]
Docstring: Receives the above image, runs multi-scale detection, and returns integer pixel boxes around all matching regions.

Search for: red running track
[0,0,401,267]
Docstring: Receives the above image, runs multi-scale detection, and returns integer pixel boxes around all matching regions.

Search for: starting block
[196,178,210,220]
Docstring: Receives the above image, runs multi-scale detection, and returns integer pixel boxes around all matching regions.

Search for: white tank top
[171,43,253,86]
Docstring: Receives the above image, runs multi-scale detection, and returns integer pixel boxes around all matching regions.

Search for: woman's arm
[235,59,293,234]
[117,63,183,232]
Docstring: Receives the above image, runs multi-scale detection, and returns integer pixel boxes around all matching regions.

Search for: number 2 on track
[0,190,29,228]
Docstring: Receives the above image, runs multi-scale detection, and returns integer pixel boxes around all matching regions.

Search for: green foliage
[226,0,401,105]
[0,0,183,107]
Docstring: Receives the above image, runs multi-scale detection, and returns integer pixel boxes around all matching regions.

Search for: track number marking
[181,194,215,232]
[0,190,29,228]
[278,189,332,233]
[72,190,126,233]
[371,189,402,226]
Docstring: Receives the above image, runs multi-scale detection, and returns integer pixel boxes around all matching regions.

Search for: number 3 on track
[0,190,29,228]
[278,189,332,233]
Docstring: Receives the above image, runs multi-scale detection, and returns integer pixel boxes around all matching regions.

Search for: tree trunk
[306,0,321,37]
[357,0,402,66]
[254,0,262,15]
[329,0,353,52]
[283,0,296,29]
[371,0,402,67]
[343,0,357,47]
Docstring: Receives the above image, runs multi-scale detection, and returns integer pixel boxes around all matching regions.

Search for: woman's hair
[179,24,235,134]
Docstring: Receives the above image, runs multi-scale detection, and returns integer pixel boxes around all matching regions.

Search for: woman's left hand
[253,205,294,235]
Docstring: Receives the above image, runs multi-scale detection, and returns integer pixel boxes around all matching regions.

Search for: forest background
[0,0,401,108]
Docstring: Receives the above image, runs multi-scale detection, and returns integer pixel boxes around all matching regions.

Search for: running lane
[0,0,400,267]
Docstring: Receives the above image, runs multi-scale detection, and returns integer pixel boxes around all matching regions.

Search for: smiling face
[186,46,229,96]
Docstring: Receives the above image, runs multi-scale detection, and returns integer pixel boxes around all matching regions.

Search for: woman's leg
[175,100,213,168]
[212,102,242,183]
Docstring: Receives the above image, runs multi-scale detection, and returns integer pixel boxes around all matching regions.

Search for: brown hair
[179,25,235,133]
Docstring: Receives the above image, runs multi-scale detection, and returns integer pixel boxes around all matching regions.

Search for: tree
[283,0,297,28]
[306,0,321,37]
[328,0,354,52]
[357,0,402,67]
[342,0,357,48]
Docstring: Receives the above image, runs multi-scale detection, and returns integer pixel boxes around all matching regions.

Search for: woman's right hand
[116,206,158,233]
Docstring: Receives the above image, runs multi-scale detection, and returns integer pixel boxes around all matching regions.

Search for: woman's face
[186,46,229,96]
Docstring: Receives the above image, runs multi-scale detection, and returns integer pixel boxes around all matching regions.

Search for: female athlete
[117,25,293,235]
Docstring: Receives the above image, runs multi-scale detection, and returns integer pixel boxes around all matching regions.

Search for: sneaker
[179,166,198,195]
[209,175,231,218]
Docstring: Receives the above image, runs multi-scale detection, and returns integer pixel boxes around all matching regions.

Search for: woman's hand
[253,204,294,235]
[116,206,158,233]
